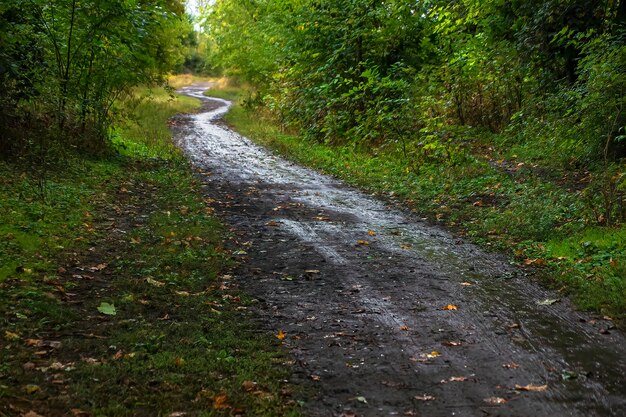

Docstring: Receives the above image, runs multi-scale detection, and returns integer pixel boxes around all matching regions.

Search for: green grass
[0,82,300,416]
[217,88,626,324]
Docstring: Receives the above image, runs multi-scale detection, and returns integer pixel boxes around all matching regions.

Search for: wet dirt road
[176,84,626,417]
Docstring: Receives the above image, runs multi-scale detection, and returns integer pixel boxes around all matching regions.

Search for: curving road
[176,83,626,417]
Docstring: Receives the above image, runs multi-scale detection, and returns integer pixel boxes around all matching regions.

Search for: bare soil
[176,84,626,417]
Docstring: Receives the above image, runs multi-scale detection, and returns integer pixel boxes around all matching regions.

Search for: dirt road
[176,84,626,417]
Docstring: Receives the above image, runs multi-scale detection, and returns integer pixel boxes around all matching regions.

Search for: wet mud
[175,84,626,417]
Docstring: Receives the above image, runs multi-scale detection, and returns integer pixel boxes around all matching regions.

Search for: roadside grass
[0,81,300,416]
[212,86,626,323]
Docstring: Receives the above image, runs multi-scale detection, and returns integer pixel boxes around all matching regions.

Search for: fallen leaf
[146,277,165,287]
[310,374,321,381]
[355,396,367,403]
[25,339,43,347]
[483,397,507,405]
[241,380,257,391]
[442,304,458,310]
[460,282,472,286]
[213,394,230,409]
[414,394,435,401]
[420,351,441,358]
[5,330,20,340]
[90,263,108,272]
[304,269,320,274]
[448,376,467,382]
[368,229,376,236]
[276,330,286,340]
[400,243,413,249]
[515,383,548,392]
[523,258,548,267]
[266,220,280,227]
[356,240,370,245]
[502,362,520,369]
[400,325,410,331]
[97,302,116,316]
[174,357,185,367]
[24,384,40,394]
[537,298,559,306]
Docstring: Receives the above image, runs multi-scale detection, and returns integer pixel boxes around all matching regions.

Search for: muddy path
[175,84,626,417]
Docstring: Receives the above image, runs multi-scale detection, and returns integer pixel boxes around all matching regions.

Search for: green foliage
[0,0,191,158]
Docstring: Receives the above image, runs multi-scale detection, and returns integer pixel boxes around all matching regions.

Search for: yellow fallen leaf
[356,240,370,245]
[146,277,165,287]
[5,330,20,340]
[421,351,441,358]
[276,330,286,340]
[24,384,40,394]
[515,383,548,392]
[442,304,458,310]
[367,229,376,236]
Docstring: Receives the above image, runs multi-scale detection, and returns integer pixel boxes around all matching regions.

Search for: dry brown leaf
[241,380,257,392]
[400,325,409,331]
[448,376,467,382]
[266,220,280,227]
[515,383,548,392]
[310,374,321,381]
[400,243,413,249]
[25,338,43,347]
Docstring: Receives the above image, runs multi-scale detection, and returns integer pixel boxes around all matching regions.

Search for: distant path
[176,83,626,417]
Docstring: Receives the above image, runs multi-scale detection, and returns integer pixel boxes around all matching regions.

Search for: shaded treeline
[204,0,626,223]
[0,0,194,160]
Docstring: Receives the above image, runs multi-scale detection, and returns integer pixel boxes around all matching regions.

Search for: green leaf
[97,302,117,316]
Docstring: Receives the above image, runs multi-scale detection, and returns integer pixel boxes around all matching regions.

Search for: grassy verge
[204,85,626,324]
[0,80,300,416]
